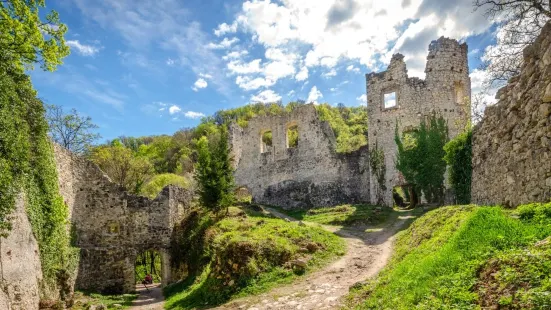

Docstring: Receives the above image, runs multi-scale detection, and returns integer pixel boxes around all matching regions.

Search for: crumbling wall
[231,104,370,208]
[472,22,551,207]
[0,194,43,310]
[53,144,192,293]
[366,37,471,206]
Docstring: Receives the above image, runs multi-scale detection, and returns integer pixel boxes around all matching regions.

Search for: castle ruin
[366,38,471,206]
[232,37,471,208]
[54,144,192,294]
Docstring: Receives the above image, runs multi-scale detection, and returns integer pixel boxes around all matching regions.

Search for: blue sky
[30,0,500,142]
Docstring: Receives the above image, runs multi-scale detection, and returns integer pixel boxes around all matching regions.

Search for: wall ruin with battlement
[366,37,471,206]
[53,144,192,294]
[230,104,370,208]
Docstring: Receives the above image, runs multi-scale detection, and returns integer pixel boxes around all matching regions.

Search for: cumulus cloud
[192,78,208,91]
[307,86,323,104]
[295,66,309,81]
[236,76,275,91]
[214,22,238,36]
[67,40,101,56]
[184,111,205,119]
[322,68,337,78]
[169,104,181,114]
[357,94,367,104]
[251,89,281,103]
[222,50,249,61]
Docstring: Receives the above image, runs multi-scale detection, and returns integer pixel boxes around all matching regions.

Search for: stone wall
[0,194,43,310]
[230,104,370,208]
[472,21,551,207]
[53,144,192,293]
[365,37,471,206]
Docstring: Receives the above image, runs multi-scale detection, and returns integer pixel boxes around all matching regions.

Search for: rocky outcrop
[472,22,551,206]
[0,194,43,310]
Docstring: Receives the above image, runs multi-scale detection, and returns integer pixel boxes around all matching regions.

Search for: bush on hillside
[140,173,188,198]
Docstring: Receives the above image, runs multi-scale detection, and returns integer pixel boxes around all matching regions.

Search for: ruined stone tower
[366,37,471,206]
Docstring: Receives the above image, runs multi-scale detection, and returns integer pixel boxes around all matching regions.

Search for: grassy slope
[346,203,551,309]
[164,206,346,309]
[274,204,393,226]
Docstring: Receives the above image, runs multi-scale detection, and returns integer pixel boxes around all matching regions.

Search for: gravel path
[129,283,164,310]
[214,207,415,310]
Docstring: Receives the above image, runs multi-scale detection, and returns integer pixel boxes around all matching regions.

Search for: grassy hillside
[164,205,346,309]
[273,204,392,226]
[346,203,551,309]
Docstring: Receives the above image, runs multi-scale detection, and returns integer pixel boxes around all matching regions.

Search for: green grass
[273,204,392,226]
[72,291,137,309]
[345,203,551,309]
[164,206,346,309]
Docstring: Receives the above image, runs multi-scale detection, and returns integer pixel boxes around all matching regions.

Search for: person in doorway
[143,273,153,285]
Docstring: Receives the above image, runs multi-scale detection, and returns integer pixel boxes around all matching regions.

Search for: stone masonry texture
[230,104,370,209]
[472,21,551,207]
[53,144,192,294]
[366,37,471,206]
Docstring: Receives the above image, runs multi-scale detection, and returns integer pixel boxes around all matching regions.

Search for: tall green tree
[195,126,235,213]
[0,0,69,71]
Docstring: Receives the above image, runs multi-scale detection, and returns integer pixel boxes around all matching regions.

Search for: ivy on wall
[0,63,77,300]
[444,130,472,204]
[395,113,449,205]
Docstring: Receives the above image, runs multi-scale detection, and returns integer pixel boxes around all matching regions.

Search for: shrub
[140,173,188,198]
[444,130,472,204]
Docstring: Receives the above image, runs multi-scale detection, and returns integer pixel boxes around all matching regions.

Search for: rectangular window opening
[383,92,397,109]
[261,131,272,153]
[287,125,298,148]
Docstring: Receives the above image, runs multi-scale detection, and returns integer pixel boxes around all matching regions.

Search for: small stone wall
[230,104,370,208]
[54,144,192,293]
[471,22,551,207]
[365,37,471,206]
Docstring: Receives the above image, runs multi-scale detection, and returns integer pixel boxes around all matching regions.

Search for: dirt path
[129,283,164,310]
[214,207,416,310]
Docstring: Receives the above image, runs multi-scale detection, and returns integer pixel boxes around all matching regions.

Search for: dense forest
[86,101,368,198]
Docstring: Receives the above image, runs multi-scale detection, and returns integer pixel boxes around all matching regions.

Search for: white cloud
[357,94,367,103]
[227,59,263,74]
[307,86,323,104]
[67,40,100,56]
[192,78,208,91]
[207,37,240,49]
[184,111,205,119]
[169,105,182,115]
[346,65,360,73]
[250,89,282,103]
[224,0,493,82]
[287,90,295,96]
[322,68,337,78]
[236,76,275,91]
[214,22,238,36]
[222,50,249,60]
[166,58,176,65]
[199,73,213,79]
[295,66,308,81]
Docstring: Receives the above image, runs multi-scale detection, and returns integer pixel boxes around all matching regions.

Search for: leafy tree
[90,140,153,194]
[195,127,235,213]
[444,130,473,204]
[0,0,69,71]
[46,104,100,154]
[141,173,188,198]
[395,113,449,205]
[316,103,368,153]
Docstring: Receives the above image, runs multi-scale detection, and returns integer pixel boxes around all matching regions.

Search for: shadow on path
[129,283,164,310]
